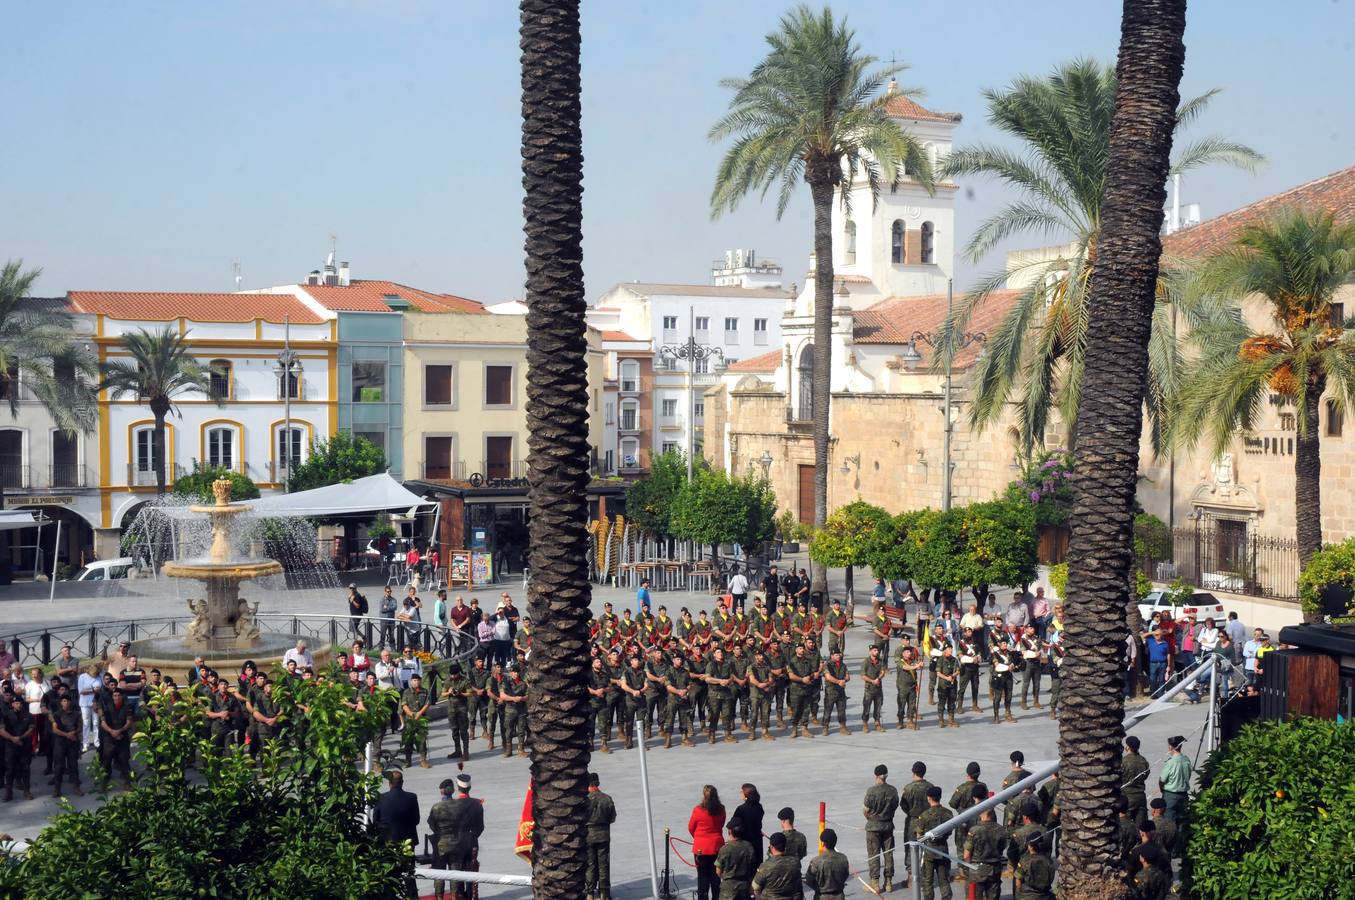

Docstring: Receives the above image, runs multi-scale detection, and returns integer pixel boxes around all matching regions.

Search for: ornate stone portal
[161,478,281,651]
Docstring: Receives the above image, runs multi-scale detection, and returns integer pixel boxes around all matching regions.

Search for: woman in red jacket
[687,784,726,900]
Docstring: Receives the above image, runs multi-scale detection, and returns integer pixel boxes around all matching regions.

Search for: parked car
[1138,589,1226,625]
[70,557,136,582]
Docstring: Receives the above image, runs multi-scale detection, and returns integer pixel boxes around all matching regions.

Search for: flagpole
[636,720,660,899]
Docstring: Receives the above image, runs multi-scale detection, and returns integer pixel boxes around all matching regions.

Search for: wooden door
[798,464,815,526]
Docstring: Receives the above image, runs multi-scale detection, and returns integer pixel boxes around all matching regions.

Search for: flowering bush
[1297,537,1355,619]
[1005,448,1075,525]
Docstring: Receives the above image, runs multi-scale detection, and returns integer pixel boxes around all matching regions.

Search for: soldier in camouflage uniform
[399,673,432,768]
[894,644,922,730]
[715,819,757,899]
[585,772,617,900]
[934,644,961,728]
[441,666,472,762]
[821,649,851,735]
[860,645,886,732]
[643,647,669,740]
[498,667,528,758]
[949,761,988,856]
[785,645,816,739]
[805,827,850,900]
[962,804,1007,900]
[862,764,900,893]
[466,656,490,740]
[913,786,954,900]
[989,638,1017,723]
[746,650,774,742]
[900,761,935,886]
[589,656,612,752]
[664,655,695,747]
[825,599,849,657]
[704,647,737,744]
[1013,834,1055,899]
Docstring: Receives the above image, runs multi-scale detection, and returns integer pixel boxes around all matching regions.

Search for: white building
[589,266,791,464]
[67,291,337,556]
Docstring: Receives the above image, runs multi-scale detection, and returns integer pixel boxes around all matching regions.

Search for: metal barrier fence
[1135,519,1300,600]
[3,614,479,672]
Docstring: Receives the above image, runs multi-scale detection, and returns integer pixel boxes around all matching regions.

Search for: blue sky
[3,1,1351,302]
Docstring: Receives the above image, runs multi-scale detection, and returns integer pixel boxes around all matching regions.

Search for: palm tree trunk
[153,411,168,496]
[1295,381,1324,622]
[520,1,591,895]
[1057,2,1186,898]
[809,177,835,595]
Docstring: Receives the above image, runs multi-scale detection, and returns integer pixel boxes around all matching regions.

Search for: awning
[248,473,437,518]
[0,511,39,532]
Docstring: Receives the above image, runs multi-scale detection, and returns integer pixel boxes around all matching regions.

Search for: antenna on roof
[232,261,242,291]
[327,233,337,268]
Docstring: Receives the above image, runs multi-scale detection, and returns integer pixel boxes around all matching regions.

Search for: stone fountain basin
[161,557,283,580]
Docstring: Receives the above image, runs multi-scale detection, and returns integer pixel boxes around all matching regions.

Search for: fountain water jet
[159,478,282,651]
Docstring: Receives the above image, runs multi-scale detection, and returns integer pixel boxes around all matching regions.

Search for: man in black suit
[374,768,422,847]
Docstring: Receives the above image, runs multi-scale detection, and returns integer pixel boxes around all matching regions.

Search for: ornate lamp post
[274,316,300,493]
[903,279,985,511]
[659,307,724,482]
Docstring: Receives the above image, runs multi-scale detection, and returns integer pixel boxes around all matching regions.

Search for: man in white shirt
[1225,612,1248,649]
[728,568,750,613]
[396,646,423,690]
[77,663,101,751]
[374,649,400,692]
[1197,618,1220,654]
[1242,628,1265,685]
[282,640,313,672]
[1005,593,1029,634]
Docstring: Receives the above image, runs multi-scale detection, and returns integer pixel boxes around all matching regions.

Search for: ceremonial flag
[514,778,535,862]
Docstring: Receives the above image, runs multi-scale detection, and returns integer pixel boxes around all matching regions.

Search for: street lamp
[275,316,299,493]
[659,307,724,482]
[903,279,985,511]
[757,450,774,480]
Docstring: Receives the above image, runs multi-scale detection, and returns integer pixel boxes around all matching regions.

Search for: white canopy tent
[0,511,39,532]
[248,473,437,518]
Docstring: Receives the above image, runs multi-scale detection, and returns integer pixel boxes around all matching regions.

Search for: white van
[70,557,136,582]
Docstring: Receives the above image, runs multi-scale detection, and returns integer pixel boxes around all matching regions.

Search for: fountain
[160,478,282,651]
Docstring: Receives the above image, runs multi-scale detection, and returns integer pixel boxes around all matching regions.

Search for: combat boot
[897,720,906,731]
[802,726,814,739]
[681,735,695,748]
[664,734,673,749]
[971,702,982,713]
[838,724,850,736]
[949,715,958,728]
[469,725,477,740]
[518,745,528,758]
[791,726,800,738]
[1034,700,1044,709]
[1050,709,1057,720]
[503,740,513,759]
[883,877,894,892]
[1021,699,1029,710]
[762,730,775,741]
[598,738,611,754]
[724,734,738,744]
[622,731,633,750]
[420,754,431,769]
[486,734,495,750]
[910,718,920,731]
[1005,712,1017,723]
[938,713,947,728]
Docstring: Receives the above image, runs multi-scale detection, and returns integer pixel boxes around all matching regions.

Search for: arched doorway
[12,506,96,580]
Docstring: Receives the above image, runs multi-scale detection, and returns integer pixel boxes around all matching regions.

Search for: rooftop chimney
[306,269,322,286]
[338,261,351,287]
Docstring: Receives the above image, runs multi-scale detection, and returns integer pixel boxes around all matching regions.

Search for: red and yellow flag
[514,778,535,862]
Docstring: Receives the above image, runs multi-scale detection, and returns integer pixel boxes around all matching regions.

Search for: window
[352,361,386,403]
[695,317,710,340]
[51,431,79,486]
[1327,400,1344,437]
[662,316,679,343]
[620,400,639,431]
[485,436,514,479]
[662,441,680,455]
[754,318,768,345]
[694,400,705,420]
[0,430,22,489]
[133,426,159,485]
[619,360,639,393]
[724,317,739,344]
[891,220,905,264]
[54,357,75,391]
[484,365,514,407]
[620,438,640,468]
[276,426,305,474]
[921,221,935,264]
[277,366,301,400]
[0,365,19,401]
[694,357,709,375]
[353,429,385,454]
[424,436,455,479]
[424,364,454,406]
[797,344,814,419]
[208,360,231,401]
[206,426,236,470]
[661,399,678,418]
[604,401,615,425]
[845,220,857,265]
[1332,302,1346,329]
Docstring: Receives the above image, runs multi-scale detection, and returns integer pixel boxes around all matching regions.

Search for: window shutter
[904,228,922,265]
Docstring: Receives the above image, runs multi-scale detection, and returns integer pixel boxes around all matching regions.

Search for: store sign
[467,473,530,490]
[8,496,75,506]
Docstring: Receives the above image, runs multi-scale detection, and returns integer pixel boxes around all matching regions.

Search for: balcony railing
[421,460,466,481]
[619,415,640,432]
[477,459,526,480]
[49,463,89,488]
[0,460,30,490]
[128,463,187,486]
[270,460,304,484]
[785,405,813,426]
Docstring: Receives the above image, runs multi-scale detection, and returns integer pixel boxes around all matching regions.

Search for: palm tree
[519,0,592,894]
[1055,2,1188,897]
[939,58,1261,453]
[710,4,933,592]
[0,261,97,521]
[100,327,214,495]
[1172,210,1355,618]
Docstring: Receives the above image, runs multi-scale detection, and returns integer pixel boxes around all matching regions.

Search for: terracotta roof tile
[601,330,646,342]
[883,94,962,124]
[1163,165,1355,259]
[726,349,782,373]
[300,280,486,314]
[68,291,325,324]
[852,289,1021,368]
